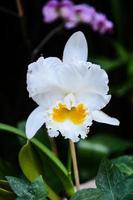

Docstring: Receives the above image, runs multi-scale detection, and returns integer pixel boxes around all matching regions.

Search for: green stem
[31,24,64,61]
[0,6,18,17]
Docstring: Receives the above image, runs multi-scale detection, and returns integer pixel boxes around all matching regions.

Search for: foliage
[6,176,48,200]
[0,123,133,199]
[0,123,74,197]
[71,158,133,200]
[77,134,133,180]
[113,155,133,176]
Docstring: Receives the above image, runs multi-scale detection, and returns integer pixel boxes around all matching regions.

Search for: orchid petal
[26,106,45,139]
[63,31,88,64]
[77,91,111,111]
[84,62,109,96]
[92,110,120,126]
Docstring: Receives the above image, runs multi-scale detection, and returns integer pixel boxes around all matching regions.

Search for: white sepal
[63,31,88,64]
[26,106,45,139]
[92,110,120,126]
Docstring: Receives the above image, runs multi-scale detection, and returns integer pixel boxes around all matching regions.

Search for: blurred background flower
[42,0,113,33]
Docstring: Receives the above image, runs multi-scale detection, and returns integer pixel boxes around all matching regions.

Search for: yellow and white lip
[51,103,88,125]
[45,101,93,142]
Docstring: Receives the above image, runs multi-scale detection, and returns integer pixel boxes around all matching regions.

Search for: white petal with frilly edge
[76,92,111,111]
[46,115,93,142]
[27,56,63,97]
[83,62,109,96]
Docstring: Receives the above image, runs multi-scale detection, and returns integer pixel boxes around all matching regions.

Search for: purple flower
[91,13,113,34]
[42,0,59,23]
[72,4,113,34]
[59,0,74,19]
[42,0,114,34]
[65,4,95,29]
[74,4,95,24]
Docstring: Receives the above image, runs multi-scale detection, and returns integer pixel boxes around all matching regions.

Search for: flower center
[52,103,88,125]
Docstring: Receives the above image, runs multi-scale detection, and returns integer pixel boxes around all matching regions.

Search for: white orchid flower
[26,31,119,142]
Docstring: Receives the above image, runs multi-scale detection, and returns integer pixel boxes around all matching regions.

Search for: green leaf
[93,57,122,71]
[77,134,133,180]
[0,180,16,200]
[71,159,133,200]
[19,141,42,182]
[96,159,133,199]
[0,188,15,200]
[6,175,48,200]
[71,188,104,200]
[96,159,124,192]
[19,141,60,200]
[0,123,74,196]
[30,176,48,199]
[113,155,133,175]
[114,176,133,199]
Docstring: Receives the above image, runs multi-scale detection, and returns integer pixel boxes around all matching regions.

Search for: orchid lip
[51,102,88,125]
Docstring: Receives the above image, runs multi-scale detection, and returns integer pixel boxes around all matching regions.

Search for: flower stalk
[69,140,80,191]
[31,24,64,61]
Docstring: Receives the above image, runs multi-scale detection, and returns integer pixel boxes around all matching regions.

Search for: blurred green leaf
[113,155,133,176]
[0,180,16,200]
[93,57,122,71]
[128,55,133,76]
[0,123,74,196]
[0,159,17,179]
[6,176,48,200]
[111,79,133,96]
[78,134,133,156]
[114,42,128,61]
[19,141,42,182]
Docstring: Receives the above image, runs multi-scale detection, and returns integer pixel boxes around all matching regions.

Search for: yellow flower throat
[52,103,88,125]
